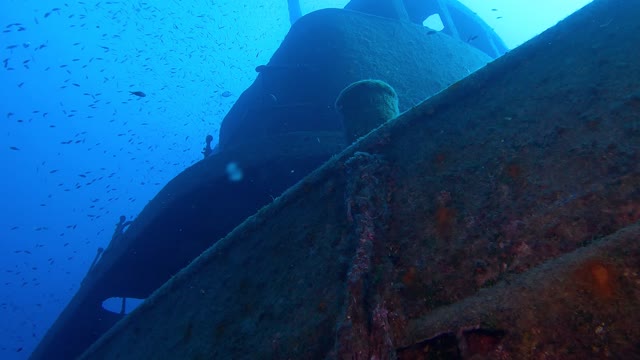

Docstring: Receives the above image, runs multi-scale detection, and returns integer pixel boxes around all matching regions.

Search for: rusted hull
[74,0,640,358]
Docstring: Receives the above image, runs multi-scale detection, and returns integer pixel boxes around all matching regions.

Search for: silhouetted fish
[129,91,146,97]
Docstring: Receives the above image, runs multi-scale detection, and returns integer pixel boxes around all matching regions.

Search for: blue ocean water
[0,0,590,358]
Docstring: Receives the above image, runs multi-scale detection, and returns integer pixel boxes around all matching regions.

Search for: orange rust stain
[591,264,613,297]
[435,207,456,238]
[402,266,417,286]
[574,260,616,300]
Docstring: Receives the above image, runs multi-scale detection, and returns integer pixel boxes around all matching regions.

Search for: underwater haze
[0,0,591,358]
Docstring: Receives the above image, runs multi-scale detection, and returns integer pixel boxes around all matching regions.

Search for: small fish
[9,146,19,150]
[129,91,146,97]
[221,90,233,97]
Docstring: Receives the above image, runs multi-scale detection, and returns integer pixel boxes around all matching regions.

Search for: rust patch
[402,266,418,287]
[573,260,617,300]
[435,207,456,239]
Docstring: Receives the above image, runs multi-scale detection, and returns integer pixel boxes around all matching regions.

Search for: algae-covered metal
[74,0,640,358]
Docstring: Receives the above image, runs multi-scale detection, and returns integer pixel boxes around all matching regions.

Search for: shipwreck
[31,0,640,358]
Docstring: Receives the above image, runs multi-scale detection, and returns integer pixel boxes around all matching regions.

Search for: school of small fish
[0,1,292,357]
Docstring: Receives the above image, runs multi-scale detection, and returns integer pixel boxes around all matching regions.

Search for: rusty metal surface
[78,0,640,358]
